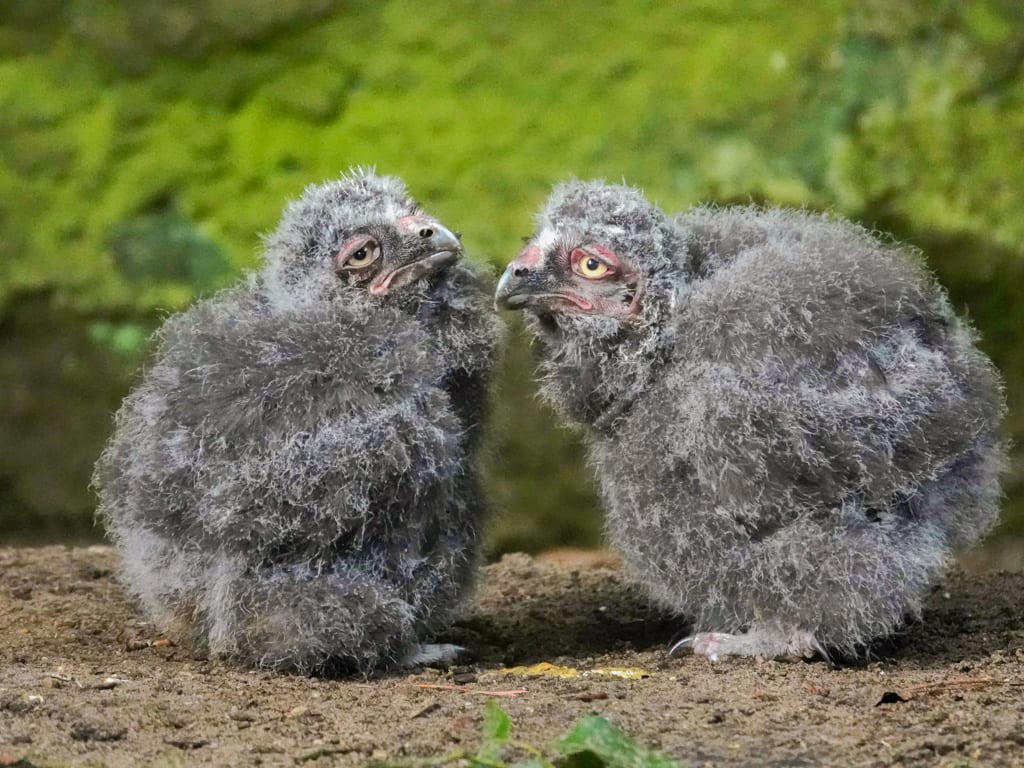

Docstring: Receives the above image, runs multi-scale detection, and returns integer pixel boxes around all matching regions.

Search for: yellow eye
[577,256,609,279]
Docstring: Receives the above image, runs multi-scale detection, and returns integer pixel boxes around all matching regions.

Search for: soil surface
[1,546,1022,768]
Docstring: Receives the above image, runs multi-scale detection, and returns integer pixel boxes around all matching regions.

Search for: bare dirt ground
[1,546,1022,768]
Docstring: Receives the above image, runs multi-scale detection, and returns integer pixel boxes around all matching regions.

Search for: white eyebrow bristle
[534,227,559,253]
[382,197,406,221]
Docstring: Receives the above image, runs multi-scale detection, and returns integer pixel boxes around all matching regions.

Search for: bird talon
[668,635,694,656]
[809,637,836,667]
[400,643,466,668]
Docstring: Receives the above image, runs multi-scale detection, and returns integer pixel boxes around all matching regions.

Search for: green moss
[482,325,603,557]
[108,210,232,292]
[260,62,356,122]
[1,0,1022,546]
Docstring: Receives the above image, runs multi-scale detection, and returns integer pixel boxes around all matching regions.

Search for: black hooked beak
[494,244,543,310]
[494,264,533,309]
[494,245,595,313]
[370,217,463,296]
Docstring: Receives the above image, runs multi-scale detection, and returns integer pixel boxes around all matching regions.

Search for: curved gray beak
[494,263,526,309]
[397,215,463,259]
[370,217,464,296]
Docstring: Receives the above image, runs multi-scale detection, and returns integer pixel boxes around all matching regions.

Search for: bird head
[494,180,688,428]
[494,179,684,337]
[262,169,463,309]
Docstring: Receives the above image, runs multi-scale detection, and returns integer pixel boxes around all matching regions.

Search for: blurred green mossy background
[1,0,1023,560]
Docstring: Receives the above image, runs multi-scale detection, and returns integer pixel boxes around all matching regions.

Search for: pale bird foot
[669,628,832,664]
[400,643,466,668]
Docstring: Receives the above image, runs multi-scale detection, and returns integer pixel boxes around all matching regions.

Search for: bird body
[497,182,1006,659]
[94,171,501,673]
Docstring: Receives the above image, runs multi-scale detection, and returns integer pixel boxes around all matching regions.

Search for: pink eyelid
[337,234,376,264]
[570,244,621,274]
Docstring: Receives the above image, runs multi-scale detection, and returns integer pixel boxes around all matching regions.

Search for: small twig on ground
[408,701,442,719]
[91,676,128,690]
[47,673,82,689]
[164,736,209,750]
[414,683,527,698]
[124,636,175,651]
[296,746,356,763]
[904,677,1024,697]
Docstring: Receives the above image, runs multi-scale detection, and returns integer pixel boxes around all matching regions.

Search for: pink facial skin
[501,245,594,310]
[566,244,643,318]
[396,215,435,237]
[497,242,644,318]
[516,245,543,270]
[368,273,396,296]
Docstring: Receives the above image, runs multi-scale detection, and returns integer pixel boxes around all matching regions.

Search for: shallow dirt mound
[1,546,1022,767]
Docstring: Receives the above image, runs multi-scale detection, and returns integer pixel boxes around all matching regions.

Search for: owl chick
[496,180,1006,661]
[94,170,501,674]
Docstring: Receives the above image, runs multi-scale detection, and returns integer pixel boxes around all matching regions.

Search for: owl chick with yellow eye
[497,179,1006,661]
[95,169,502,675]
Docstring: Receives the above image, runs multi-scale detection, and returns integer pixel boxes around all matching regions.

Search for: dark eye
[576,255,610,279]
[338,237,381,270]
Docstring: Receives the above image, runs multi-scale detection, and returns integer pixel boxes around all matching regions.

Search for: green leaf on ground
[477,699,513,762]
[559,715,683,768]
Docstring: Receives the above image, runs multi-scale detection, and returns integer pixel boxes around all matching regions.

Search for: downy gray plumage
[496,180,1006,660]
[94,170,502,674]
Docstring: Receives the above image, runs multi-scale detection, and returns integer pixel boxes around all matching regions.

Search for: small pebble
[70,722,127,742]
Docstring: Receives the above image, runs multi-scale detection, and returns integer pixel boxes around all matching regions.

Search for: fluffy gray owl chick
[94,169,501,674]
[496,180,1007,661]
